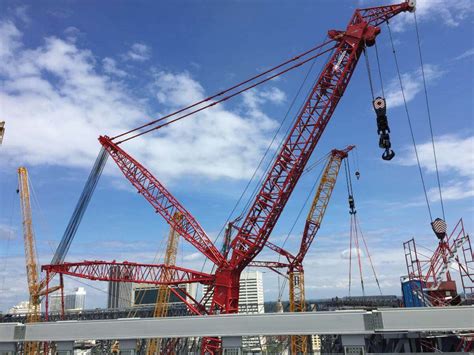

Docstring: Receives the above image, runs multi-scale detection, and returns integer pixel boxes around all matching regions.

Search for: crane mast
[147,212,182,354]
[289,146,353,354]
[18,167,41,354]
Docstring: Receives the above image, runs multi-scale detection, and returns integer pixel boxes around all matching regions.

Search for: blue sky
[0,0,473,312]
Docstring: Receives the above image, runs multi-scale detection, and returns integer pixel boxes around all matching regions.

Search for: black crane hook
[373,97,395,161]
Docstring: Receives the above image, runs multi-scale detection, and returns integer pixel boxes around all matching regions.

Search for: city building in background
[8,301,32,314]
[48,287,86,313]
[107,265,133,309]
[133,283,197,307]
[311,335,322,354]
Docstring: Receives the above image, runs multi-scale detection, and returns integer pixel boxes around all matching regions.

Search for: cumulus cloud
[0,20,284,183]
[340,247,364,260]
[399,135,474,201]
[385,64,443,108]
[125,42,151,62]
[392,0,472,31]
[455,48,474,61]
[102,57,127,77]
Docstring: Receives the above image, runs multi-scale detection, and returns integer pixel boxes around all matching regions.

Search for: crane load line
[111,39,335,142]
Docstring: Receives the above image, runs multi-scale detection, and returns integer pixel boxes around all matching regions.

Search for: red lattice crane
[43,2,415,353]
[404,218,474,307]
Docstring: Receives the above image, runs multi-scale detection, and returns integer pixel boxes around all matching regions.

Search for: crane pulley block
[373,97,395,160]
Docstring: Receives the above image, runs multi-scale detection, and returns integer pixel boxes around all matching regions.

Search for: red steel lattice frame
[43,3,415,353]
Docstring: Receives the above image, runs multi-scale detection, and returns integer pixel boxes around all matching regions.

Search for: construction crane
[17,167,41,354]
[289,146,354,354]
[147,212,182,355]
[43,2,416,353]
[18,167,62,354]
[250,146,354,353]
[404,218,474,307]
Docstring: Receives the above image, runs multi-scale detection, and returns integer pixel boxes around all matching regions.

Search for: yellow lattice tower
[290,148,351,354]
[18,167,41,354]
[147,212,182,355]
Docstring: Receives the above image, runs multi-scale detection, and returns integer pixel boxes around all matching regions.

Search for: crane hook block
[348,195,356,215]
[373,97,395,161]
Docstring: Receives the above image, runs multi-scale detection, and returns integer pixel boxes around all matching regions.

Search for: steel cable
[414,12,446,221]
[387,22,433,222]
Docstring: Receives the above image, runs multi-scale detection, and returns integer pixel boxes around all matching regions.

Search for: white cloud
[399,135,474,201]
[0,224,16,241]
[340,247,364,260]
[390,0,473,31]
[14,6,30,24]
[102,57,127,77]
[455,48,474,60]
[183,252,204,261]
[385,64,442,108]
[0,20,283,183]
[125,42,151,62]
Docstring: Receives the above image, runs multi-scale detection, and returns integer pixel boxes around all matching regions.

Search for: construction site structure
[147,212,182,354]
[290,146,354,353]
[403,218,474,307]
[18,167,62,354]
[39,2,419,354]
[17,167,41,354]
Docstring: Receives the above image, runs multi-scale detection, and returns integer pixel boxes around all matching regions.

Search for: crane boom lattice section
[230,2,411,270]
[42,261,214,286]
[18,167,41,354]
[99,136,225,266]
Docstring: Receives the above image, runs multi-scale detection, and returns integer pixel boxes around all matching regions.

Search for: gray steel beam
[0,307,471,343]
[376,307,473,332]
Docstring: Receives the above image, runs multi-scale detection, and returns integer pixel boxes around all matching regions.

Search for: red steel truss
[99,137,226,267]
[404,218,474,306]
[42,261,214,286]
[45,3,415,353]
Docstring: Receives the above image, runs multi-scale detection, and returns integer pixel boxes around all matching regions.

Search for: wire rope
[413,12,446,220]
[374,42,386,98]
[387,22,433,222]
[355,218,382,295]
[116,45,337,144]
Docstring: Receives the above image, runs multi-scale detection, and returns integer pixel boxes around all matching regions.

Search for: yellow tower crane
[147,212,183,355]
[18,167,62,355]
[18,167,42,354]
[289,146,354,354]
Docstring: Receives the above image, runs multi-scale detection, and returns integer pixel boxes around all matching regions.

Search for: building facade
[107,265,133,309]
[48,287,86,313]
[8,301,32,314]
[132,283,198,307]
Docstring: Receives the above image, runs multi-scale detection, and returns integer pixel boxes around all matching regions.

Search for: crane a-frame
[43,2,416,353]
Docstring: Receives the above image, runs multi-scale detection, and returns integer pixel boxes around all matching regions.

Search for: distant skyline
[0,0,473,312]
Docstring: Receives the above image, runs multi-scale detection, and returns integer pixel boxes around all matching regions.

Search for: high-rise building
[107,265,133,309]
[48,287,86,312]
[202,271,265,351]
[133,283,197,307]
